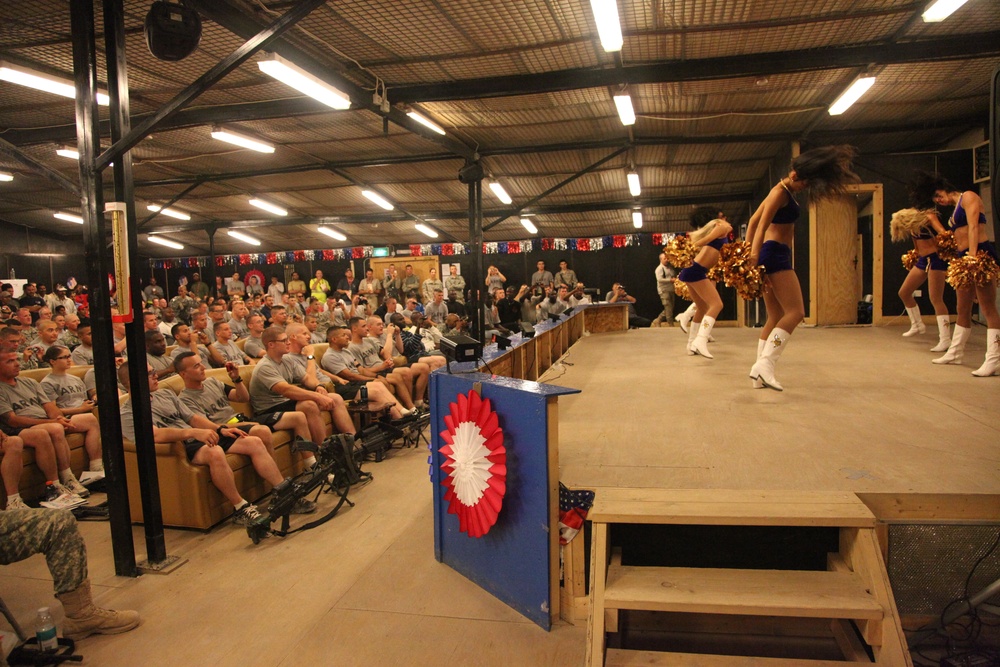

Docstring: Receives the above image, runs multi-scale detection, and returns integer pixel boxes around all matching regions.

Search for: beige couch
[122,364,332,530]
[1,365,93,507]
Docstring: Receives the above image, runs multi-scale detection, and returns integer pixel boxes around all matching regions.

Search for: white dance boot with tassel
[971,329,1000,377]
[902,306,926,337]
[932,325,970,365]
[749,328,790,391]
[686,321,699,355]
[691,316,715,359]
[929,315,952,353]
[752,338,766,388]
[676,303,696,333]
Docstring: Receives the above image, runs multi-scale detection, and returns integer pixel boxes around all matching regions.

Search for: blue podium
[430,371,579,630]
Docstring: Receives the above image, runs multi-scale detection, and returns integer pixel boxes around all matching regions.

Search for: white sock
[89,459,104,472]
[302,455,316,469]
[7,493,21,504]
[59,469,75,484]
[234,499,249,511]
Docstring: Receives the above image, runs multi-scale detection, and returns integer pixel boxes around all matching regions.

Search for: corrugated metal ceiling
[0,0,996,257]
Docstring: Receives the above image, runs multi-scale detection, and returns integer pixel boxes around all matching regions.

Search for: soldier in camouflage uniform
[0,507,140,642]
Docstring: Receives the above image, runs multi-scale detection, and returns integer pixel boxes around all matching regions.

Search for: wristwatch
[306,354,315,360]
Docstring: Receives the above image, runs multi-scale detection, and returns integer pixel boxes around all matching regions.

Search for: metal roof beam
[125,115,983,188]
[182,0,477,161]
[142,191,752,235]
[96,0,329,171]
[136,152,458,188]
[389,32,1000,103]
[0,136,81,195]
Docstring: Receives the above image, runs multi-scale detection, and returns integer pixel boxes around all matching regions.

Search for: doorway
[806,184,884,326]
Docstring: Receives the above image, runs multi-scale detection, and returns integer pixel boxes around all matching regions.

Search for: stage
[549,324,1000,499]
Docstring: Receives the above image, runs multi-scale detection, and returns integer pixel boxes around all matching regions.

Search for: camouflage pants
[0,508,87,594]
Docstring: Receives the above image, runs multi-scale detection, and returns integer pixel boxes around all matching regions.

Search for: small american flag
[559,483,595,545]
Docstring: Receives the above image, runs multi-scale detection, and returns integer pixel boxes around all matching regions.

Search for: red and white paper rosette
[439,391,507,538]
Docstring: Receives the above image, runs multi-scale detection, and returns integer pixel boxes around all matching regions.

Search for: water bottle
[360,385,368,403]
[35,607,58,652]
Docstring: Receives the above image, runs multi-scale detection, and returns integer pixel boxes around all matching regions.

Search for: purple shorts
[915,252,947,272]
[677,260,710,283]
[958,240,999,263]
[759,240,793,274]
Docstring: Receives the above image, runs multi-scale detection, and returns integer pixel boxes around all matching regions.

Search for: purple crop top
[949,194,986,230]
[771,184,800,225]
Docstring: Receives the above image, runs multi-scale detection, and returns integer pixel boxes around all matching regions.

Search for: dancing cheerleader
[745,146,860,390]
[677,207,731,358]
[912,172,1000,376]
[889,205,950,350]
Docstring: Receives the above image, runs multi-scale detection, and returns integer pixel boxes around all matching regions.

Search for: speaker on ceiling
[145,1,202,62]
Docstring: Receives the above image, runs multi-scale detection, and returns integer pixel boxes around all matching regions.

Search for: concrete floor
[2,323,998,665]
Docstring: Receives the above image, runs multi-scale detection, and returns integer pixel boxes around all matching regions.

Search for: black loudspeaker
[458,162,484,184]
[145,1,202,62]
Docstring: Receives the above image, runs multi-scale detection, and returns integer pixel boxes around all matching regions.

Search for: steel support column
[104,0,167,565]
[69,0,136,577]
[206,226,217,298]
[467,171,485,344]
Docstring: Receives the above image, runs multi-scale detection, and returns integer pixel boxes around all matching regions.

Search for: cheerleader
[912,172,1000,376]
[677,207,732,358]
[888,205,950,350]
[745,146,860,390]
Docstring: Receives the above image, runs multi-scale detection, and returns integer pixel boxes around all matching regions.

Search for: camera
[357,297,368,305]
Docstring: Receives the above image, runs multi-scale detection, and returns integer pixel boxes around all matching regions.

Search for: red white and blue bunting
[149,234,680,269]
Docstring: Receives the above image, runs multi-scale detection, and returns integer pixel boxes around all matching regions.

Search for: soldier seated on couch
[117,361,309,526]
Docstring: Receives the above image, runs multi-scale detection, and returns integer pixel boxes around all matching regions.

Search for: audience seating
[121,364,333,530]
[1,365,94,507]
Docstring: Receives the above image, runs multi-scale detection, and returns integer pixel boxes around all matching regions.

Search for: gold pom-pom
[714,241,766,300]
[663,236,697,268]
[946,252,1000,290]
[902,249,918,271]
[936,231,959,262]
[673,279,691,301]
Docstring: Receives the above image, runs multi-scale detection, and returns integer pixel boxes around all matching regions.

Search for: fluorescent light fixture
[227,229,261,246]
[489,181,513,205]
[627,171,641,197]
[147,235,184,250]
[520,217,538,235]
[922,0,969,22]
[0,171,12,182]
[257,53,351,110]
[632,211,643,228]
[249,198,288,216]
[0,60,109,105]
[317,225,347,242]
[210,126,275,153]
[56,146,79,160]
[406,110,446,135]
[361,189,394,211]
[415,223,438,238]
[589,0,623,52]
[613,94,636,126]
[54,212,84,224]
[828,76,876,115]
[146,204,191,221]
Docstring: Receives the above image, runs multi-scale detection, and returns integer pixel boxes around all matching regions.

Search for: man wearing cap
[45,285,76,317]
[188,273,209,302]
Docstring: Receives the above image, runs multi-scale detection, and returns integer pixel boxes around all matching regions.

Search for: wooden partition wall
[467,303,628,380]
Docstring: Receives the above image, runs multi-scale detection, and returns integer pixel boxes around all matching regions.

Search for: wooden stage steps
[585,489,912,666]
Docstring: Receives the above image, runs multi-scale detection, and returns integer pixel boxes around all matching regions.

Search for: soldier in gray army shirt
[249,327,357,446]
[118,361,280,526]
